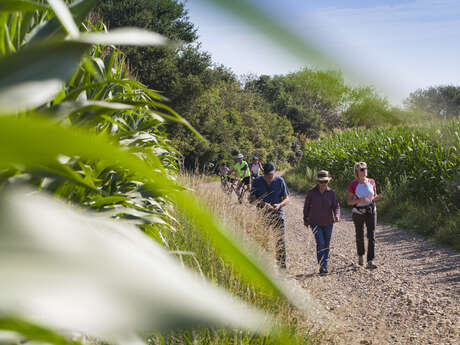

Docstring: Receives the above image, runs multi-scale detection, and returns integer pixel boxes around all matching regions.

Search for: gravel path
[283,191,459,345]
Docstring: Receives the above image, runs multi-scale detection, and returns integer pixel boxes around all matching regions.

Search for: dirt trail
[283,191,459,344]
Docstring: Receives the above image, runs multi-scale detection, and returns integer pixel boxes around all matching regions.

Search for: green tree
[173,81,294,168]
[404,85,460,118]
[342,87,401,127]
[96,0,234,115]
[246,68,349,138]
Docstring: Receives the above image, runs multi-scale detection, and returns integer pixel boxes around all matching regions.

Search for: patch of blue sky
[187,0,460,104]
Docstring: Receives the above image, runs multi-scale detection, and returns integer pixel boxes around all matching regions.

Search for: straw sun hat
[316,170,332,182]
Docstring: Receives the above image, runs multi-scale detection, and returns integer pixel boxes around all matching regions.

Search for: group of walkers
[218,153,383,275]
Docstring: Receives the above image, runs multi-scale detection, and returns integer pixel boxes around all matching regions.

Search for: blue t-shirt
[251,176,289,218]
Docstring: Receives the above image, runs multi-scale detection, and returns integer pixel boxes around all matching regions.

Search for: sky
[186,0,460,105]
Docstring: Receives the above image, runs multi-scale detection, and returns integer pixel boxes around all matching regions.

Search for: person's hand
[304,220,310,228]
[260,202,272,211]
[273,203,281,211]
[374,194,383,201]
[334,216,341,223]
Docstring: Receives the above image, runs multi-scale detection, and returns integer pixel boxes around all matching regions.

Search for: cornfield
[301,121,460,209]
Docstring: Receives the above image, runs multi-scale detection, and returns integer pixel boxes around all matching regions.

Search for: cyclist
[218,162,230,180]
[249,156,263,180]
[218,162,231,191]
[230,153,251,193]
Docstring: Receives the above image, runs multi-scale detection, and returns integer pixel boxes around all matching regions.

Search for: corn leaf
[47,0,79,38]
[0,0,49,13]
[0,40,89,113]
[0,317,81,345]
[26,0,97,43]
[0,188,269,341]
[79,27,168,46]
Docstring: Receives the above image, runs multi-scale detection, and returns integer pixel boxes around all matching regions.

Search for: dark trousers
[352,212,376,262]
[270,215,286,268]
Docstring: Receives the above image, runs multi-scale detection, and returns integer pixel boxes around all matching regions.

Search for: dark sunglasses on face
[319,181,328,184]
[360,168,367,171]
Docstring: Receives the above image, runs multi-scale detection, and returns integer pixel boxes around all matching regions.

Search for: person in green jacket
[230,153,251,192]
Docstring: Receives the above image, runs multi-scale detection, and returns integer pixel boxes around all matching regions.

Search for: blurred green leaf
[47,0,79,38]
[0,317,80,345]
[0,40,89,113]
[0,0,48,12]
[0,189,269,340]
[172,191,287,299]
[205,0,333,68]
[26,0,97,43]
[79,27,168,46]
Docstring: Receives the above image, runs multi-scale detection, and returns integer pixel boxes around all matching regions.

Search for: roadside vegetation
[149,176,326,345]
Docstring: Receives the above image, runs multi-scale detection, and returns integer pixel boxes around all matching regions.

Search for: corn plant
[0,1,304,345]
[300,121,460,210]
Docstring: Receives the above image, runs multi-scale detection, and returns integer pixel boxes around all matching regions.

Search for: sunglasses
[360,167,367,171]
[319,181,328,184]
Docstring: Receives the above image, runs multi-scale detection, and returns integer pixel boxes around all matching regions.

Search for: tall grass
[285,120,460,249]
[150,175,327,345]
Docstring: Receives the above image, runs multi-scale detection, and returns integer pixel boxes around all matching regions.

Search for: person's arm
[303,193,311,227]
[371,179,383,201]
[332,192,340,222]
[347,192,360,206]
[273,194,289,211]
[273,179,289,211]
[347,181,370,205]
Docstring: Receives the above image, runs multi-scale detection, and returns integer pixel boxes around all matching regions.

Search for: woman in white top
[249,156,263,179]
[347,162,383,269]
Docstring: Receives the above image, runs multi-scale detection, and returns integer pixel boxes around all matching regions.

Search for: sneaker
[366,261,377,269]
[319,267,328,275]
[358,255,364,266]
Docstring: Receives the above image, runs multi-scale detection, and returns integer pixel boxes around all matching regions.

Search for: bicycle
[235,180,249,204]
[220,175,229,191]
[220,176,236,195]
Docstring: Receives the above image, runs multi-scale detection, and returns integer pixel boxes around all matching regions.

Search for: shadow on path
[377,225,460,293]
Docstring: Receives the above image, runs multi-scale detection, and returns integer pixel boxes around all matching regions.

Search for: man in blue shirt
[250,162,289,270]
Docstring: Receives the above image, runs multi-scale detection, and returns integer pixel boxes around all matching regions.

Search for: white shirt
[355,181,374,206]
[352,180,375,214]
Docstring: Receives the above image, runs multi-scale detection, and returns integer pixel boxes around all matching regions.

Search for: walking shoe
[358,255,364,266]
[278,262,286,270]
[319,266,328,275]
[366,261,377,269]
